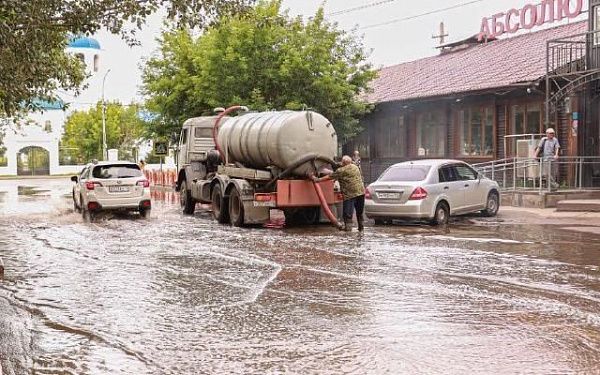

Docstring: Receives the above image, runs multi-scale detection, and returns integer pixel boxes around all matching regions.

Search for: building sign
[478,0,584,41]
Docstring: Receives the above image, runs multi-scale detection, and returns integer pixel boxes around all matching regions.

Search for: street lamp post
[101,69,111,161]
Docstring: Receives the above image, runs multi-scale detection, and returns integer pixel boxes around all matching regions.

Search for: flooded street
[1,178,600,374]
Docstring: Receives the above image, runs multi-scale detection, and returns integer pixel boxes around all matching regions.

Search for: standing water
[0,178,599,374]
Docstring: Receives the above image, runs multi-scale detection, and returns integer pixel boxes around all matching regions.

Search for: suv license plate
[378,192,400,199]
[109,186,130,193]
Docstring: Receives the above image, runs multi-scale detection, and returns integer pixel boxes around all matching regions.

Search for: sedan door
[453,163,486,211]
[438,165,466,213]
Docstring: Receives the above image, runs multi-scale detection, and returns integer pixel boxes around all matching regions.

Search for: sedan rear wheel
[431,202,449,226]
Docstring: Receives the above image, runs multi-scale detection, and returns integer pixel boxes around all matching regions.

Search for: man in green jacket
[312,155,365,232]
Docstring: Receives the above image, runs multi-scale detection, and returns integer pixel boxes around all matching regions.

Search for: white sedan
[72,161,151,221]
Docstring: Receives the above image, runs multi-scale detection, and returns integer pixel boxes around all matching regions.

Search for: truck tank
[217,111,337,176]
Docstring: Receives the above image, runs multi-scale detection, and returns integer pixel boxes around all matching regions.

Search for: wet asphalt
[0,178,599,374]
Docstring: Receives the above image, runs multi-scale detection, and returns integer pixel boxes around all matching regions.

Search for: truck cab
[176,116,222,188]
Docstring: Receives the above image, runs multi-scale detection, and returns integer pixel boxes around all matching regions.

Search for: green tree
[0,0,254,117]
[61,102,144,163]
[142,0,376,141]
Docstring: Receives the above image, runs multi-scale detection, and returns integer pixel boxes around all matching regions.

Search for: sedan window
[439,166,458,182]
[379,165,431,182]
[454,164,478,181]
[92,165,143,179]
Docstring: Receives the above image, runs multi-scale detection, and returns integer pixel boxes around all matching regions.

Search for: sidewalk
[498,206,600,234]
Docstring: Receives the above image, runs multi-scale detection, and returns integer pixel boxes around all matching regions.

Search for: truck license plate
[254,201,276,207]
[377,192,400,199]
[109,186,130,193]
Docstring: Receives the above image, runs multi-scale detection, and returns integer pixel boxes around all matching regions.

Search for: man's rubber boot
[344,220,353,232]
[357,216,364,232]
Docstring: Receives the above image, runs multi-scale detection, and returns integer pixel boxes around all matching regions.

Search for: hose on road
[312,180,342,230]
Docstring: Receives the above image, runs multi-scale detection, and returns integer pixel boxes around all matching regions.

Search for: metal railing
[473,156,600,193]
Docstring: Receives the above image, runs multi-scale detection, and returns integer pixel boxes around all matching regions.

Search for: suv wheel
[140,208,151,219]
[73,192,80,213]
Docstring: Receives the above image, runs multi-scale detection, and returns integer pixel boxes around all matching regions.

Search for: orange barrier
[146,169,177,187]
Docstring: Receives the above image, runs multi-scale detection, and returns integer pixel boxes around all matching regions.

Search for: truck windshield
[379,165,431,182]
[195,127,213,138]
[92,164,143,179]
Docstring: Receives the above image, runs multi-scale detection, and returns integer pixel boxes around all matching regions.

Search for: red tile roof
[367,21,588,104]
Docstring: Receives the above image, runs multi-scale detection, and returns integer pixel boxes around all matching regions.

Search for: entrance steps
[501,190,600,209]
[556,199,600,212]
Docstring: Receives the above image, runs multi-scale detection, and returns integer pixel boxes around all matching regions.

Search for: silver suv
[71,161,151,221]
[365,160,500,225]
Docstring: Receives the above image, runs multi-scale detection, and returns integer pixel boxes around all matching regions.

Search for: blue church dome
[31,98,65,111]
[68,36,101,50]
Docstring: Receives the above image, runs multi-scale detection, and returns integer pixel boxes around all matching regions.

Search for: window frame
[510,102,543,136]
[373,114,406,158]
[180,128,188,145]
[457,105,495,158]
[439,165,458,183]
[415,110,446,158]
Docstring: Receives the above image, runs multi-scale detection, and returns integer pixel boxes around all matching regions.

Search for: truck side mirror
[71,175,78,183]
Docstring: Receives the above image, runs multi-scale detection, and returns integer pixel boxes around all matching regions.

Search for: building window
[594,6,600,45]
[458,106,494,156]
[416,111,445,157]
[75,53,85,65]
[511,103,542,135]
[374,115,406,158]
[0,145,6,167]
[93,54,100,72]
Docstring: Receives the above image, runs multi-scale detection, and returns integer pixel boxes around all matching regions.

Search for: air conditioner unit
[516,139,538,179]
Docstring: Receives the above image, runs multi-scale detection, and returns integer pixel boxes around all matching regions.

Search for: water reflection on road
[0,178,599,374]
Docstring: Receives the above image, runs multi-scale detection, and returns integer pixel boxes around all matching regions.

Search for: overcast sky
[91,0,588,106]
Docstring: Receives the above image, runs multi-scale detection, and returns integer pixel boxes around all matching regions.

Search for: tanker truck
[175,106,342,227]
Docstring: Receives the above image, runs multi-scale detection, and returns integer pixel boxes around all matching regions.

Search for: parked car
[365,159,500,225]
[71,161,151,221]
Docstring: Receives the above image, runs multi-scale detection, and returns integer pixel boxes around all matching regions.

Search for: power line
[360,0,488,30]
[328,0,397,17]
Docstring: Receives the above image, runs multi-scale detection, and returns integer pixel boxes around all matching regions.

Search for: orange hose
[312,181,342,229]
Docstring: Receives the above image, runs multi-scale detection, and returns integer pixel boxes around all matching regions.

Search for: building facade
[349,5,600,186]
[0,36,103,176]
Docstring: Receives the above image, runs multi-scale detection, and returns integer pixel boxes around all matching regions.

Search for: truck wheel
[284,208,320,226]
[211,184,229,224]
[180,181,196,215]
[229,187,245,227]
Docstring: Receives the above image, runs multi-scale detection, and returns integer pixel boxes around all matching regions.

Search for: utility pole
[432,22,449,45]
[101,69,111,161]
